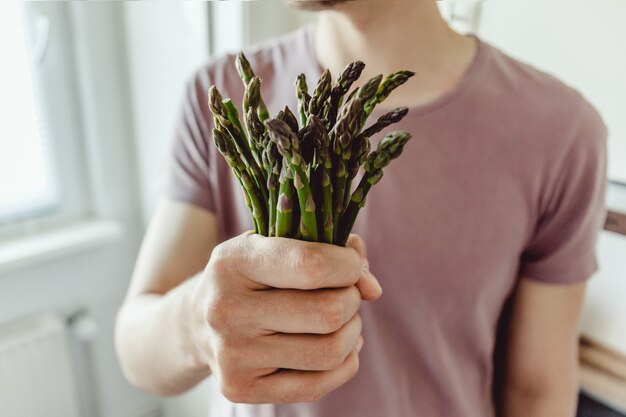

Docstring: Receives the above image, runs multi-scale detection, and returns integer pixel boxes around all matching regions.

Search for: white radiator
[0,314,80,417]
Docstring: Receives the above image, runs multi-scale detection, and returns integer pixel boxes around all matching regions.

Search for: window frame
[0,2,91,241]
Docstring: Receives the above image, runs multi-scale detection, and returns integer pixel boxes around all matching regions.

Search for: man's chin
[285,0,354,11]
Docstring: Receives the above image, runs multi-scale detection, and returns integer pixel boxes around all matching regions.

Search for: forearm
[501,369,579,417]
[114,274,210,395]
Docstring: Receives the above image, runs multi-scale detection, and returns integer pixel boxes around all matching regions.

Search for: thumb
[346,234,383,301]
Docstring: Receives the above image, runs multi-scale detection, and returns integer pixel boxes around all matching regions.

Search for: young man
[115,1,607,416]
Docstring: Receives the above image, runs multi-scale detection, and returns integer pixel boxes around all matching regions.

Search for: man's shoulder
[482,41,582,116]
[479,40,606,150]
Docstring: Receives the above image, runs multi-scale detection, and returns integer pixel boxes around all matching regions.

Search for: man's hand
[188,232,382,404]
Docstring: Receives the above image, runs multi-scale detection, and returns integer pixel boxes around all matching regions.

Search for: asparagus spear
[211,86,268,193]
[330,97,363,238]
[363,70,415,118]
[309,69,332,119]
[275,160,294,237]
[213,128,268,235]
[357,75,383,102]
[310,115,334,243]
[282,105,300,134]
[295,74,311,127]
[358,107,409,141]
[337,131,412,245]
[243,75,261,117]
[265,141,281,237]
[242,76,262,149]
[235,52,270,121]
[266,119,319,241]
[246,107,265,160]
[342,106,410,208]
[327,61,366,127]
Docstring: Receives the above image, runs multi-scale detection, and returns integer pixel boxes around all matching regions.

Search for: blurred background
[0,1,624,417]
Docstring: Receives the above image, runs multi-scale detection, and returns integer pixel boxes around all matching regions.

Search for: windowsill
[0,219,124,275]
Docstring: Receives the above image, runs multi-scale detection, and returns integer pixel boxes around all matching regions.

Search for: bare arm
[115,199,219,395]
[501,277,586,417]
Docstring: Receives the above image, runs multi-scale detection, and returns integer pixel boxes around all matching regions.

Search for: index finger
[234,233,363,290]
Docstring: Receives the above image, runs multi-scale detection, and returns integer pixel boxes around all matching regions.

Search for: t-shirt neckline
[303,23,488,118]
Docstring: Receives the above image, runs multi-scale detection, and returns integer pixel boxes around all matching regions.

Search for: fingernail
[356,336,364,353]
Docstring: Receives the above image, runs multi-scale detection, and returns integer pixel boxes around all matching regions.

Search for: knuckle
[318,334,346,370]
[220,379,250,403]
[214,338,248,372]
[205,293,232,331]
[208,242,232,276]
[341,286,361,315]
[346,233,366,257]
[215,349,254,403]
[293,246,325,286]
[319,297,345,333]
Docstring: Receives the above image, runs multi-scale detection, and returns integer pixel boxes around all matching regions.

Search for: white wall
[246,2,312,45]
[123,2,210,225]
[478,0,626,183]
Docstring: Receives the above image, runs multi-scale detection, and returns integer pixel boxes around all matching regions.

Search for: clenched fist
[189,232,382,404]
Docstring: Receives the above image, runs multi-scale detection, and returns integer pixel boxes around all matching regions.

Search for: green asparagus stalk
[235,52,270,121]
[342,106,410,209]
[358,107,409,141]
[243,76,261,117]
[266,142,281,237]
[330,98,363,239]
[213,128,268,235]
[271,149,293,238]
[310,115,334,243]
[337,131,412,245]
[243,76,263,154]
[295,74,311,127]
[282,105,300,134]
[211,52,415,244]
[309,69,332,119]
[363,70,415,118]
[327,61,366,127]
[222,98,269,203]
[246,108,265,160]
[266,119,318,241]
[357,75,383,102]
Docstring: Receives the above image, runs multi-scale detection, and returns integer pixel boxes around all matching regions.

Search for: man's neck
[314,1,477,109]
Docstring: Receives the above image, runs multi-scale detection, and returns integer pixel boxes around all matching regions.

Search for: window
[0,2,89,237]
[0,1,59,224]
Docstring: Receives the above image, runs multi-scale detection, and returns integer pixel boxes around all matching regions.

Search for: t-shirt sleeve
[519,98,608,284]
[166,71,216,212]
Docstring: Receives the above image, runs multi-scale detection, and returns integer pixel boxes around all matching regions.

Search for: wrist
[177,274,212,374]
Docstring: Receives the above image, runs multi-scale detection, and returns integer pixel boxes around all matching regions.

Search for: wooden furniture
[578,209,626,414]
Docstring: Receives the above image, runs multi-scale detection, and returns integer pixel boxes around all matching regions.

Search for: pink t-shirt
[168,26,607,417]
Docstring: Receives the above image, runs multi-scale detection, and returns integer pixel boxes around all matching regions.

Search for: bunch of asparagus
[208,53,414,246]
